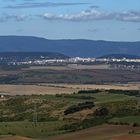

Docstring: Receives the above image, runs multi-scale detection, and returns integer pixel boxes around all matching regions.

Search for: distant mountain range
[99,54,140,59]
[0,36,140,57]
[0,52,68,59]
[0,52,68,65]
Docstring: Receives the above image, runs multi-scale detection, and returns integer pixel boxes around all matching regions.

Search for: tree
[94,107,109,117]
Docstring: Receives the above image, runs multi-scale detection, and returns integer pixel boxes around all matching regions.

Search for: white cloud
[42,8,113,21]
[116,11,140,22]
[42,7,140,23]
[1,7,140,23]
[0,14,30,22]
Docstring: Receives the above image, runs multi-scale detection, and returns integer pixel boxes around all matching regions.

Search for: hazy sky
[0,0,140,41]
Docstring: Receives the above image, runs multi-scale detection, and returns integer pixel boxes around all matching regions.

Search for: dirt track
[112,135,140,140]
[0,136,34,140]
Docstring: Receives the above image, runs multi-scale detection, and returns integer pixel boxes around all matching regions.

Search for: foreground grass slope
[0,90,139,139]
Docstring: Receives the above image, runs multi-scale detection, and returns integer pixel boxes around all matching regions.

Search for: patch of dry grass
[0,83,139,95]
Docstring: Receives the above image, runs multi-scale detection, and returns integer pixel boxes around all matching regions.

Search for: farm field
[17,69,140,84]
[0,124,140,140]
[0,65,140,84]
[112,135,140,140]
[67,64,110,70]
[0,83,139,95]
[0,84,76,95]
[0,121,69,138]
[0,136,34,140]
[109,116,140,125]
[47,124,140,140]
[26,64,110,70]
[44,83,140,90]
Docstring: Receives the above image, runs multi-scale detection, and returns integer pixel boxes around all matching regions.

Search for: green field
[0,121,69,138]
[109,116,140,125]
[1,65,140,84]
[90,93,135,103]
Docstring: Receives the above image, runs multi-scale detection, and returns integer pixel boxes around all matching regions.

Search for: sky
[0,0,140,41]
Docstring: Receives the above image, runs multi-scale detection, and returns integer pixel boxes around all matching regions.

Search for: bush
[101,99,138,116]
[64,101,95,115]
[94,107,109,117]
[61,117,109,131]
[108,89,140,97]
[78,89,100,94]
[133,123,139,127]
[7,132,16,136]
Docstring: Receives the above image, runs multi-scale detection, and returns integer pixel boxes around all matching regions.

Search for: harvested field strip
[0,83,140,95]
[47,124,140,140]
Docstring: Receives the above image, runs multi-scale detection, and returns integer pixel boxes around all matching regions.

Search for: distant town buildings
[7,57,140,65]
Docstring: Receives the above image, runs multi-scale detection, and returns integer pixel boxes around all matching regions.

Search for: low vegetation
[0,64,140,84]
[0,89,139,139]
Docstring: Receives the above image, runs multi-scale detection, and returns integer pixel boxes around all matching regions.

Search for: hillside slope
[0,36,140,57]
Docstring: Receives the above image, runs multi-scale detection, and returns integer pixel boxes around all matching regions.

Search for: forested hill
[0,52,68,60]
[0,36,140,57]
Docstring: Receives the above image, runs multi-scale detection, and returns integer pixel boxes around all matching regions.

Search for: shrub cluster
[78,89,100,94]
[64,101,95,115]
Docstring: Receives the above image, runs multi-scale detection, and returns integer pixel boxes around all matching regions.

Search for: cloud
[41,7,140,23]
[42,8,113,21]
[1,6,140,23]
[116,11,140,22]
[42,8,114,21]
[0,14,30,22]
[5,2,89,9]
